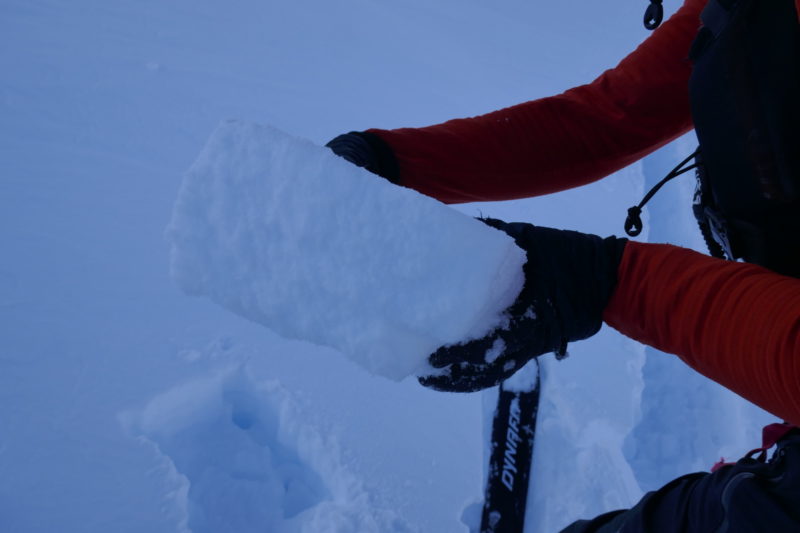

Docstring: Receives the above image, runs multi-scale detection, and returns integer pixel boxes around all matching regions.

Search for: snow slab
[167,120,526,380]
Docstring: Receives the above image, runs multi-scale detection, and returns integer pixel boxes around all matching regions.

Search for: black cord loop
[644,0,664,30]
[625,206,644,237]
[624,149,700,237]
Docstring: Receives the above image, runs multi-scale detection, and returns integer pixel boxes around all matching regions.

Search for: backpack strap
[700,0,734,38]
[712,422,799,472]
[745,422,799,462]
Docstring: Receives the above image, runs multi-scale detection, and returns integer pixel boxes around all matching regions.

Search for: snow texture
[502,359,538,393]
[167,120,526,379]
[122,368,412,533]
[1,1,776,532]
[484,338,507,364]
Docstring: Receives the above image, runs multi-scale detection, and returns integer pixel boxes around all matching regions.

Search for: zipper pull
[644,0,664,30]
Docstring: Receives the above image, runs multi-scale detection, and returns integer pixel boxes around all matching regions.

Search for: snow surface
[167,120,525,379]
[121,367,413,533]
[1,1,775,532]
[503,360,538,394]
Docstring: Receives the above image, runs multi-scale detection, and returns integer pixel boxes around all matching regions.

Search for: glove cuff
[357,131,401,184]
[326,131,401,184]
[486,219,627,347]
[555,232,628,343]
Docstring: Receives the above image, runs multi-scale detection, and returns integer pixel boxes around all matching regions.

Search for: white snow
[121,367,413,533]
[484,338,507,365]
[1,0,776,532]
[503,360,538,393]
[167,120,525,379]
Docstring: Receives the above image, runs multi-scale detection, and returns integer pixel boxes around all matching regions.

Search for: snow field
[167,120,526,379]
[2,0,777,531]
[123,367,412,533]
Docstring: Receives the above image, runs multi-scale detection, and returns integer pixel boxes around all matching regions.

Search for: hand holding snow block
[166,120,525,379]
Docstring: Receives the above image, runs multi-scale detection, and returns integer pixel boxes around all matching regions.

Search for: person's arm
[604,241,800,426]
[417,220,799,425]
[368,0,706,203]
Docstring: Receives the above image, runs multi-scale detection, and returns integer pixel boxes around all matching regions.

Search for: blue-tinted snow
[167,120,525,379]
[0,0,775,531]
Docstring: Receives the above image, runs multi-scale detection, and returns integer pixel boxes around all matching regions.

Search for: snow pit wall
[167,120,526,379]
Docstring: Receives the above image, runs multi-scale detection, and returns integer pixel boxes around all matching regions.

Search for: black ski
[480,359,541,533]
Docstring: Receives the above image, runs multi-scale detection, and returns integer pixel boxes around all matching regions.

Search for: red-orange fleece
[368,0,800,423]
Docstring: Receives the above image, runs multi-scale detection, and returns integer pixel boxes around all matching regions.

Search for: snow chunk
[167,121,525,379]
[484,338,506,364]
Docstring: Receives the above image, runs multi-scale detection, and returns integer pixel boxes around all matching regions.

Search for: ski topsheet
[481,360,541,533]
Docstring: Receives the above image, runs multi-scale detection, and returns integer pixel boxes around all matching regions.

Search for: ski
[480,359,541,533]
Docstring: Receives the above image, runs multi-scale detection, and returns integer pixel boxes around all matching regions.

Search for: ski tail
[480,359,541,533]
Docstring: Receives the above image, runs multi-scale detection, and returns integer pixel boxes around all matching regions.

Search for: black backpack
[627,0,800,278]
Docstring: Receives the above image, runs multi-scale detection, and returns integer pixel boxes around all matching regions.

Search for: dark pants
[561,434,800,533]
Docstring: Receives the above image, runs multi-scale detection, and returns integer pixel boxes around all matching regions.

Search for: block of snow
[166,120,525,379]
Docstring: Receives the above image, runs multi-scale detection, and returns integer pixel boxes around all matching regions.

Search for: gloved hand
[326,131,400,184]
[419,218,627,392]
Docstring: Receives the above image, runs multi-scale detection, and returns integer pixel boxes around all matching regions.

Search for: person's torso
[689,0,800,276]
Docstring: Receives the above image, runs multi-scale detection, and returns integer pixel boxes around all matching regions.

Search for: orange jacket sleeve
[369,0,706,203]
[604,241,800,425]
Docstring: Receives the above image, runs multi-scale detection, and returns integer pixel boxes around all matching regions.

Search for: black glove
[326,131,401,184]
[419,218,627,392]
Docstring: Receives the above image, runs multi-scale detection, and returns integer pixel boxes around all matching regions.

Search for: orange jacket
[369,0,800,424]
